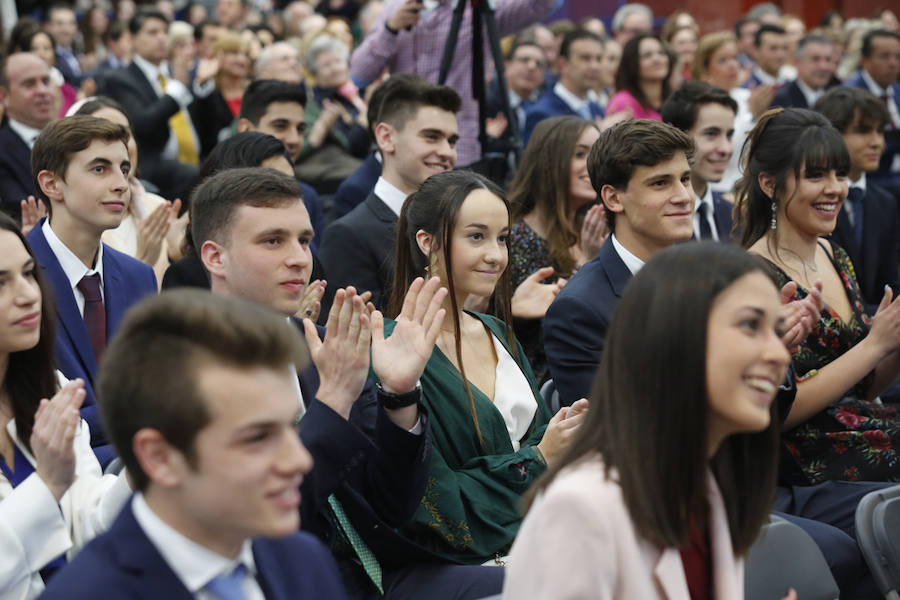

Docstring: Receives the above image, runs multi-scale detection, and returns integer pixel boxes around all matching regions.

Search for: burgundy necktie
[77,273,106,360]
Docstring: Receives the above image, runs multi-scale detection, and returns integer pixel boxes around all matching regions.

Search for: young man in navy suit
[26,116,157,467]
[523,29,605,144]
[41,290,349,599]
[191,167,503,599]
[816,86,900,310]
[844,29,900,190]
[662,81,738,242]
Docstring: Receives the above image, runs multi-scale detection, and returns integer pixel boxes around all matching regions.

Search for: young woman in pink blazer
[504,243,796,599]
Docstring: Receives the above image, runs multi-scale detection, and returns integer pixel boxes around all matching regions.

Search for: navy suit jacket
[26,220,157,465]
[40,500,348,599]
[319,193,396,312]
[711,190,735,242]
[543,237,631,406]
[332,152,382,220]
[845,73,900,185]
[522,88,604,146]
[0,125,35,222]
[828,181,900,310]
[770,80,809,109]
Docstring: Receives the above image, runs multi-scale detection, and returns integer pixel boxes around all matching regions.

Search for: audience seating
[855,483,900,599]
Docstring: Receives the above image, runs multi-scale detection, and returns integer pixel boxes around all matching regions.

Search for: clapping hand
[303,287,372,419]
[297,280,327,322]
[32,380,85,502]
[537,398,589,466]
[136,202,171,266]
[779,280,823,350]
[20,196,47,236]
[579,204,608,264]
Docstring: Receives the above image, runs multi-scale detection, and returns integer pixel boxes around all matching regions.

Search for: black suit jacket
[103,63,216,168]
[712,190,735,242]
[770,80,810,109]
[41,501,349,599]
[319,193,397,312]
[0,125,35,221]
[828,181,900,310]
[543,237,632,406]
[332,152,382,220]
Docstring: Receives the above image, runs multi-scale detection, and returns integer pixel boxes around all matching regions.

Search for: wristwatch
[375,383,421,409]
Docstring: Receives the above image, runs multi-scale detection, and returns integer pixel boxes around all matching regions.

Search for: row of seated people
[2,101,899,599]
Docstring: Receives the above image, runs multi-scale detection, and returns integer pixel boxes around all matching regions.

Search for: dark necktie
[77,273,106,361]
[847,187,864,249]
[697,202,714,240]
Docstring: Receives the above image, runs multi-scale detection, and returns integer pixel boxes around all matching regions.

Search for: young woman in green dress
[379,170,588,564]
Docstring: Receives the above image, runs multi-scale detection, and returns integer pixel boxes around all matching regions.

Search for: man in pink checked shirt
[350,0,558,167]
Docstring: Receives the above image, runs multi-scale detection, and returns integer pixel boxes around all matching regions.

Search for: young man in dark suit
[191,167,503,599]
[104,7,218,201]
[26,116,157,468]
[816,86,900,310]
[320,77,461,312]
[771,34,837,109]
[522,29,605,144]
[0,53,55,222]
[844,29,900,190]
[41,290,349,600]
[662,81,739,242]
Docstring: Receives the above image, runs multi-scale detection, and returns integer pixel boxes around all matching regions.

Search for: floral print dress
[764,243,900,483]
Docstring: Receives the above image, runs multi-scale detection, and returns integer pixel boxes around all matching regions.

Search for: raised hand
[748,83,776,119]
[136,202,171,266]
[511,266,566,319]
[370,276,447,395]
[537,398,589,466]
[195,57,220,85]
[486,111,508,139]
[303,287,371,419]
[297,279,327,322]
[579,204,608,264]
[32,380,85,502]
[387,0,424,31]
[869,285,900,357]
[20,196,47,236]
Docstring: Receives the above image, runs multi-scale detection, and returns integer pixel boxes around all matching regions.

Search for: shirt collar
[795,78,824,106]
[41,218,104,290]
[554,81,589,113]
[374,176,409,217]
[131,493,257,594]
[752,65,778,85]
[610,234,645,275]
[851,172,867,193]
[695,185,713,211]
[7,118,44,149]
[860,69,891,98]
[133,54,168,84]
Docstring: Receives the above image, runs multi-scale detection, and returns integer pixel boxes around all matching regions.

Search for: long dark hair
[509,116,598,278]
[390,170,516,450]
[526,242,781,555]
[734,107,850,250]
[615,33,673,110]
[0,214,58,453]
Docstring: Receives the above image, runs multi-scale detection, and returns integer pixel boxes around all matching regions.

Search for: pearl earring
[770,200,777,230]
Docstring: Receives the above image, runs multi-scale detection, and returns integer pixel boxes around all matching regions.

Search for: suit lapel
[27,222,98,377]
[112,503,196,600]
[252,541,291,600]
[711,193,734,242]
[0,127,33,190]
[365,193,397,224]
[102,246,128,335]
[129,62,158,97]
[597,238,633,298]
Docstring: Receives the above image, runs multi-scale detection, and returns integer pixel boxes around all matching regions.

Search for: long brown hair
[390,170,516,450]
[509,116,598,278]
[0,214,58,454]
[525,242,781,555]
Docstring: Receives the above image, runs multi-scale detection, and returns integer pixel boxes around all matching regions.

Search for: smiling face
[1,53,54,129]
[796,41,835,91]
[703,41,740,91]
[205,199,313,317]
[671,28,698,65]
[569,125,601,209]
[687,102,735,192]
[379,106,458,195]
[172,362,312,554]
[441,189,510,304]
[778,163,848,238]
[638,37,670,83]
[706,271,789,454]
[599,39,621,88]
[47,6,77,48]
[312,49,349,90]
[42,139,132,238]
[0,231,42,358]
[756,31,789,77]
[841,113,886,180]
[602,152,695,260]
[861,34,900,88]
[505,44,546,99]
[242,101,306,162]
[561,38,604,97]
[29,32,56,68]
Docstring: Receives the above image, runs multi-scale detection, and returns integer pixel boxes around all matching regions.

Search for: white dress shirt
[7,119,43,150]
[41,219,104,317]
[131,494,266,600]
[553,81,592,120]
[610,234,645,275]
[795,78,825,108]
[373,176,409,217]
[693,185,720,242]
[491,335,538,451]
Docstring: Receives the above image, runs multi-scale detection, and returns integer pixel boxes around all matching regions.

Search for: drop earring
[770,200,777,230]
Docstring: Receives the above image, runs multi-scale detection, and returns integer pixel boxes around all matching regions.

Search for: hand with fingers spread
[136,202,171,266]
[511,266,567,319]
[371,277,447,394]
[20,196,47,236]
[32,380,86,502]
[537,398,589,466]
[303,287,371,419]
[779,280,823,349]
[297,279,327,322]
[579,204,608,265]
